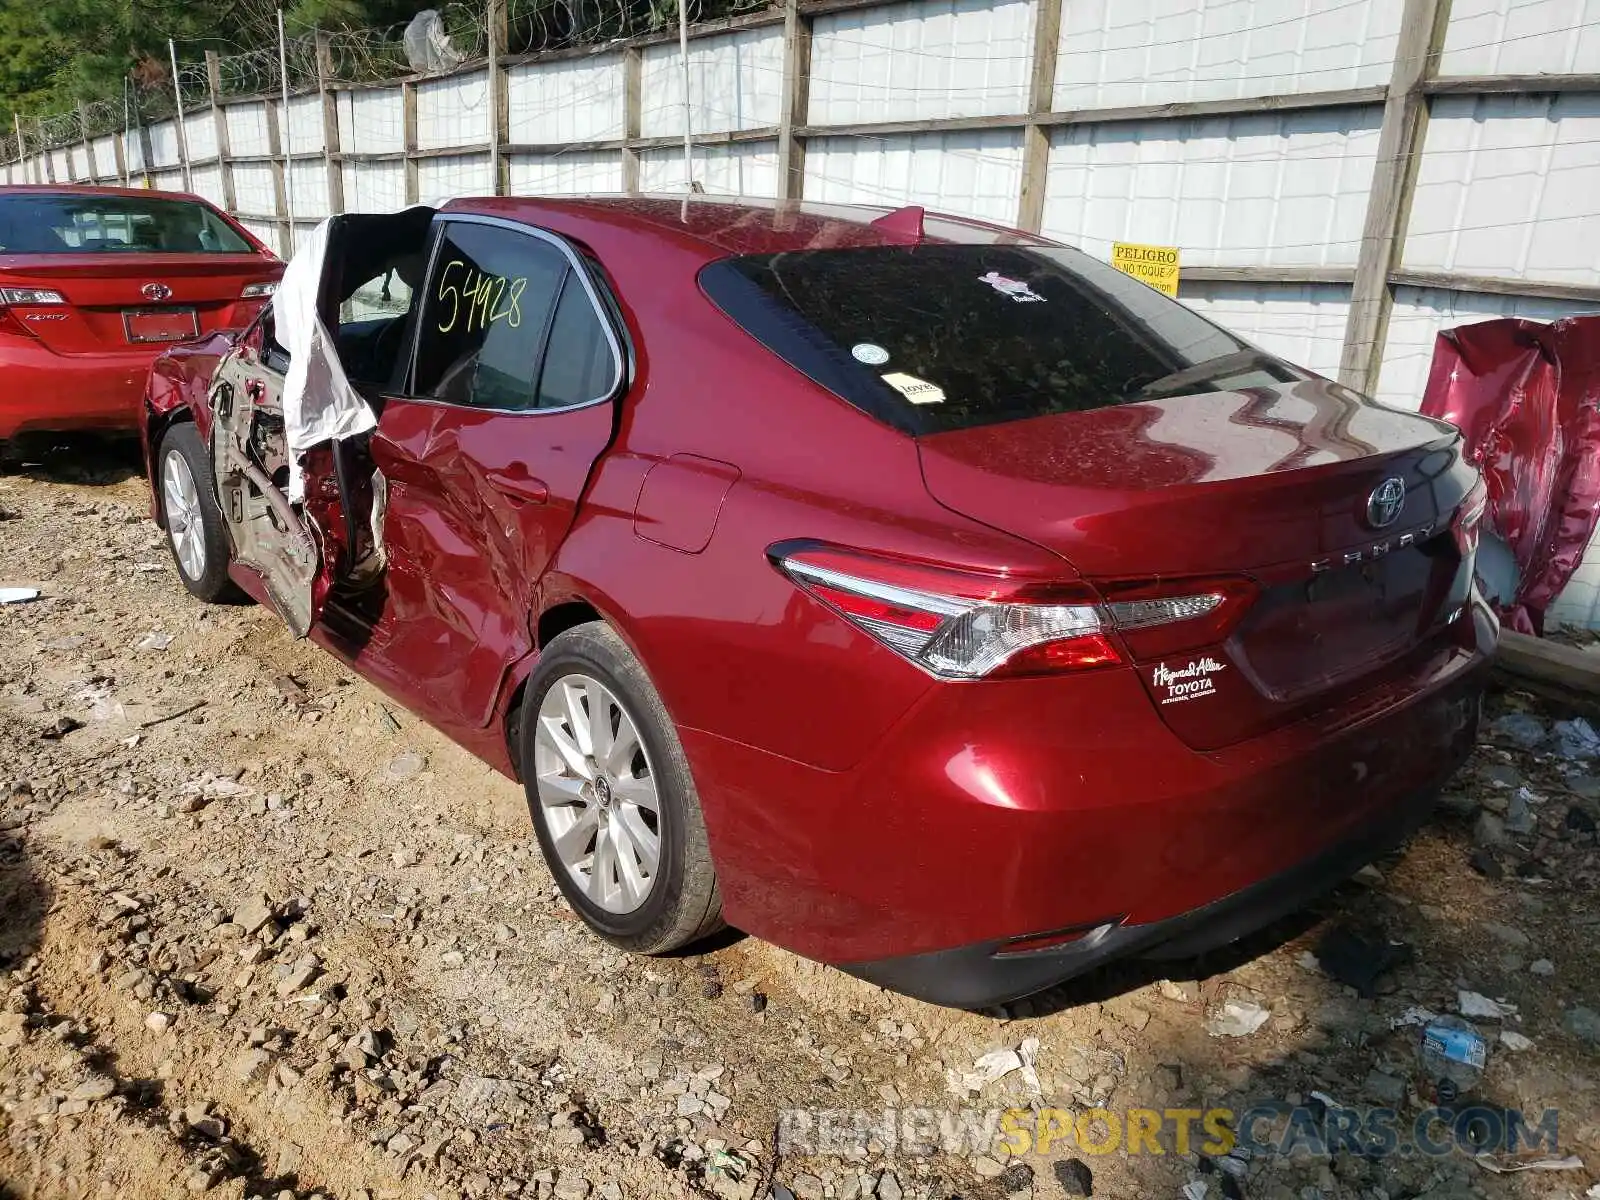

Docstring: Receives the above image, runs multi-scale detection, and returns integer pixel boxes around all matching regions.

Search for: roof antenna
[871,205,925,243]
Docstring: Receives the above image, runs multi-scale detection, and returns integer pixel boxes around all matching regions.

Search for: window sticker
[882,372,945,405]
[852,342,890,365]
[979,271,1045,304]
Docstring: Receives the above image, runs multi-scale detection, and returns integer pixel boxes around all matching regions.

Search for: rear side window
[410,221,621,412]
[699,243,1282,435]
[0,193,251,255]
[412,222,567,410]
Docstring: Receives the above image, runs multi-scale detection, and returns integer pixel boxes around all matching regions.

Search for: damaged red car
[141,197,1495,1008]
[0,185,280,463]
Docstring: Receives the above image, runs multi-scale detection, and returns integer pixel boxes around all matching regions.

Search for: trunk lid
[918,379,1481,748]
[0,252,279,354]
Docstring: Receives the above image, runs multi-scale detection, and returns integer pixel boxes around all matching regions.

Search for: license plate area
[123,308,198,343]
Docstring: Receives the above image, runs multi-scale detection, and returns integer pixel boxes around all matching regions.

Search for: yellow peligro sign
[1111,242,1181,298]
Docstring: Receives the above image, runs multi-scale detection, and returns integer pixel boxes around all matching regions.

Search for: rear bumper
[684,597,1495,1001]
[840,777,1442,1008]
[0,336,162,440]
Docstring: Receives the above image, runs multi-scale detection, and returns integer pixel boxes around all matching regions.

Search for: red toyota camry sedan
[141,197,1494,1008]
[0,185,281,463]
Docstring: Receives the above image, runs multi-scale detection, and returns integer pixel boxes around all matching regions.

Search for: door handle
[484,464,549,505]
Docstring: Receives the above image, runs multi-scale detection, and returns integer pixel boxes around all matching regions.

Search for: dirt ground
[2,444,1598,1200]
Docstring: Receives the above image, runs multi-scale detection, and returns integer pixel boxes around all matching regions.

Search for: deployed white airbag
[271,218,377,501]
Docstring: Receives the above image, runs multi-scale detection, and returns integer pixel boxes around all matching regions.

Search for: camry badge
[142,282,172,301]
[1367,477,1406,529]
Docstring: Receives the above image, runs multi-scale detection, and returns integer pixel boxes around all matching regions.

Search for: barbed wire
[15,0,774,151]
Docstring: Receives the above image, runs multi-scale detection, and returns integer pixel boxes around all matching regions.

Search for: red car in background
[141,197,1495,1008]
[0,185,280,465]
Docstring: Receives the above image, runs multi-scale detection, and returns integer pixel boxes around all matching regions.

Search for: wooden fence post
[1017,0,1062,232]
[38,121,55,182]
[78,102,95,182]
[777,0,812,201]
[403,80,420,205]
[1339,0,1454,395]
[207,51,238,211]
[488,0,507,195]
[622,47,642,194]
[169,39,193,191]
[265,97,293,257]
[315,32,345,216]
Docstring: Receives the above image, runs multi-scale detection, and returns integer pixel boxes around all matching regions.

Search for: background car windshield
[700,243,1286,435]
[0,194,252,255]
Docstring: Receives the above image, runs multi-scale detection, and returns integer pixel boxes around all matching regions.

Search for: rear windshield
[0,194,252,255]
[700,243,1298,435]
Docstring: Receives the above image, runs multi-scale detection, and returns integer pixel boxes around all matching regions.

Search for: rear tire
[520,622,723,954]
[158,423,235,603]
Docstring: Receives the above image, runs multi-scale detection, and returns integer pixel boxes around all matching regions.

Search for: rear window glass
[700,243,1292,435]
[0,193,252,255]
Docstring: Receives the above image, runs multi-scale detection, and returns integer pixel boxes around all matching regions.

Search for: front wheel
[158,423,235,602]
[520,622,723,954]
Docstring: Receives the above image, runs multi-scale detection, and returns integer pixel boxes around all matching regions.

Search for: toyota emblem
[141,282,172,301]
[1367,477,1407,529]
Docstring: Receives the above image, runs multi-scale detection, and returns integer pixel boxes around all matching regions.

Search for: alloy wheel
[533,673,662,914]
[163,448,206,581]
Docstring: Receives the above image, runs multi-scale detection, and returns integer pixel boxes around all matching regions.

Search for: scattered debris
[1457,990,1518,1019]
[136,631,174,651]
[1314,923,1412,997]
[1205,999,1270,1038]
[0,586,41,604]
[1474,1154,1586,1174]
[1052,1158,1092,1197]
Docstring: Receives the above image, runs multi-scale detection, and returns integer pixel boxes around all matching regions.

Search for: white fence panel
[281,94,326,155]
[287,162,331,218]
[508,56,625,143]
[240,218,278,247]
[1441,0,1600,75]
[641,28,784,137]
[190,163,227,207]
[232,162,278,216]
[810,0,1032,124]
[153,168,186,191]
[68,146,91,181]
[804,129,1023,223]
[340,87,406,153]
[417,153,494,205]
[1405,93,1600,287]
[508,151,624,194]
[184,111,218,162]
[342,160,408,211]
[418,72,490,150]
[48,149,70,180]
[1054,0,1401,110]
[225,103,273,155]
[1181,281,1351,380]
[1375,286,1589,411]
[1041,107,1383,267]
[91,136,120,178]
[1551,526,1600,629]
[642,141,780,196]
[148,120,181,168]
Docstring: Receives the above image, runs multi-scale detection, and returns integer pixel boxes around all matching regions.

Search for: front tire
[158,423,234,602]
[520,622,723,954]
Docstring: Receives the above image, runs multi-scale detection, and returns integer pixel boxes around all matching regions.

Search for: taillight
[240,281,277,299]
[0,288,65,338]
[0,288,66,305]
[1452,476,1488,559]
[772,543,1253,678]
[1097,576,1259,661]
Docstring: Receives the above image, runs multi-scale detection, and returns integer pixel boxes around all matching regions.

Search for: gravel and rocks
[2,449,1599,1200]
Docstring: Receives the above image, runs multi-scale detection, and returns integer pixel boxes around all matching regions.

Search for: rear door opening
[703,241,1484,748]
[209,207,435,637]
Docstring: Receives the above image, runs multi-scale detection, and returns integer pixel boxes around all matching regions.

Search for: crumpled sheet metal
[1421,315,1600,634]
